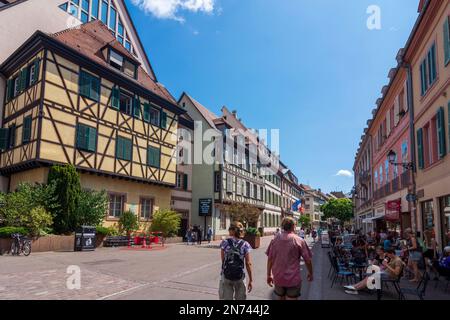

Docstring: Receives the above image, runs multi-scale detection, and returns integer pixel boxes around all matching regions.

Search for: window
[421,200,434,230]
[76,123,97,152]
[236,178,241,195]
[420,43,437,96]
[183,174,188,190]
[119,91,133,115]
[150,107,160,126]
[147,146,160,168]
[101,0,108,24]
[109,193,124,218]
[140,198,153,220]
[8,125,16,149]
[116,136,132,161]
[22,116,32,144]
[226,173,233,193]
[109,50,123,70]
[176,173,183,188]
[13,76,20,97]
[253,184,257,199]
[260,186,264,201]
[436,107,447,159]
[109,6,117,30]
[79,70,100,102]
[91,0,99,19]
[214,172,221,192]
[220,210,226,230]
[246,181,250,197]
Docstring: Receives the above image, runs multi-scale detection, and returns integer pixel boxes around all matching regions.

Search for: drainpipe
[404,62,418,234]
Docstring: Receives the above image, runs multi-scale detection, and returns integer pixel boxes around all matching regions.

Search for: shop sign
[385,199,401,222]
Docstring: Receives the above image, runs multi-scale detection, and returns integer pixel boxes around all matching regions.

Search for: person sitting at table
[351,240,367,266]
[433,246,450,278]
[372,246,386,267]
[343,249,404,295]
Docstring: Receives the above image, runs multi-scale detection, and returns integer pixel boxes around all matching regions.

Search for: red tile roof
[50,20,176,104]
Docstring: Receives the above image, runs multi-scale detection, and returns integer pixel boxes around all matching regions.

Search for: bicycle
[10,233,31,256]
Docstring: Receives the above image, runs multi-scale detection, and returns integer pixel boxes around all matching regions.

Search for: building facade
[406,0,450,248]
[0,21,184,227]
[353,0,450,249]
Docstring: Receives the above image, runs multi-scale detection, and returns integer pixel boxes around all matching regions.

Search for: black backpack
[223,239,245,281]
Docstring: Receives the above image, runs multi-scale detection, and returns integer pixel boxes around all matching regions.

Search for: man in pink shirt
[266,217,313,300]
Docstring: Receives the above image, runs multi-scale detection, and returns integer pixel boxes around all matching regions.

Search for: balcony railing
[392,176,400,193]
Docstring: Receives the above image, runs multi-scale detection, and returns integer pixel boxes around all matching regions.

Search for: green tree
[0,184,54,236]
[298,214,311,228]
[149,209,181,237]
[118,211,140,235]
[47,164,81,234]
[75,189,108,228]
[320,198,354,223]
[219,202,261,228]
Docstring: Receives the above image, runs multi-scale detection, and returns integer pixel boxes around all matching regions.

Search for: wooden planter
[0,235,75,254]
[0,238,13,255]
[244,235,261,249]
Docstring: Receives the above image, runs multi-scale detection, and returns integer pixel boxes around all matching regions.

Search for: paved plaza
[0,236,448,300]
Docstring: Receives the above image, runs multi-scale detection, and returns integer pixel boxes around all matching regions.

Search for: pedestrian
[186,227,193,245]
[423,228,439,278]
[404,228,422,282]
[197,226,203,245]
[207,225,213,244]
[266,217,313,300]
[298,228,305,239]
[274,228,281,238]
[311,229,317,243]
[192,228,197,244]
[219,221,253,300]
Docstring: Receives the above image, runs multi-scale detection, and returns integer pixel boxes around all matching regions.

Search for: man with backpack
[219,221,253,300]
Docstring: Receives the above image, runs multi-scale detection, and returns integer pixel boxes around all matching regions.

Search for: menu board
[199,198,212,216]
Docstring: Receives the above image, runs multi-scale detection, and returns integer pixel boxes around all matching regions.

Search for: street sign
[199,198,213,216]
[406,194,417,202]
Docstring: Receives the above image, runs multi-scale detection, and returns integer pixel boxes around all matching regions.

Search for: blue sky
[126,0,419,193]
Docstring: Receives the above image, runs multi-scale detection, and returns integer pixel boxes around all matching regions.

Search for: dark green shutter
[19,69,27,92]
[444,17,450,65]
[22,116,32,143]
[76,123,86,150]
[161,112,167,128]
[6,79,13,102]
[88,127,97,152]
[32,59,40,84]
[124,138,131,161]
[133,96,141,118]
[437,107,446,159]
[147,146,160,167]
[91,76,100,102]
[448,101,450,154]
[417,128,424,169]
[160,112,167,128]
[143,103,150,122]
[420,61,427,96]
[111,87,120,109]
[0,128,9,150]
[183,174,188,190]
[116,137,131,161]
[79,71,90,98]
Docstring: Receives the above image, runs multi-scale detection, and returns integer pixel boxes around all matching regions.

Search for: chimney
[232,110,237,117]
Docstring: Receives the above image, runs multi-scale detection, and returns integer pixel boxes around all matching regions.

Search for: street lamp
[387,150,414,170]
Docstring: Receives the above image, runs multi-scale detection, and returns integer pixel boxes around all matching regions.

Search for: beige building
[0,0,155,193]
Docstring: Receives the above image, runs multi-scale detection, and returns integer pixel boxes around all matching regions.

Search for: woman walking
[405,228,422,282]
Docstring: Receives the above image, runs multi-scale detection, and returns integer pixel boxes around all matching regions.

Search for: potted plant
[244,227,261,249]
[118,211,140,242]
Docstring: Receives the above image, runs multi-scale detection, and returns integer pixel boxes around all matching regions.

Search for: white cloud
[131,0,215,22]
[335,170,353,178]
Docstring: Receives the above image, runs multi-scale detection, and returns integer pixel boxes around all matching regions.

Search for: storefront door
[439,195,450,248]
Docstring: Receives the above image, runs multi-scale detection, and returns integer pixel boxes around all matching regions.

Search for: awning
[362,214,385,223]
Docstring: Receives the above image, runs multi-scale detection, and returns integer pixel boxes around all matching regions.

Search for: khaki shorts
[274,284,301,299]
[219,276,247,300]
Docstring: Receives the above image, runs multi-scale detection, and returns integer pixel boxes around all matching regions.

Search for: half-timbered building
[0,20,184,226]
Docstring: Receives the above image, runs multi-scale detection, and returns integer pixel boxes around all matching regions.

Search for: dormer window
[108,49,137,79]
